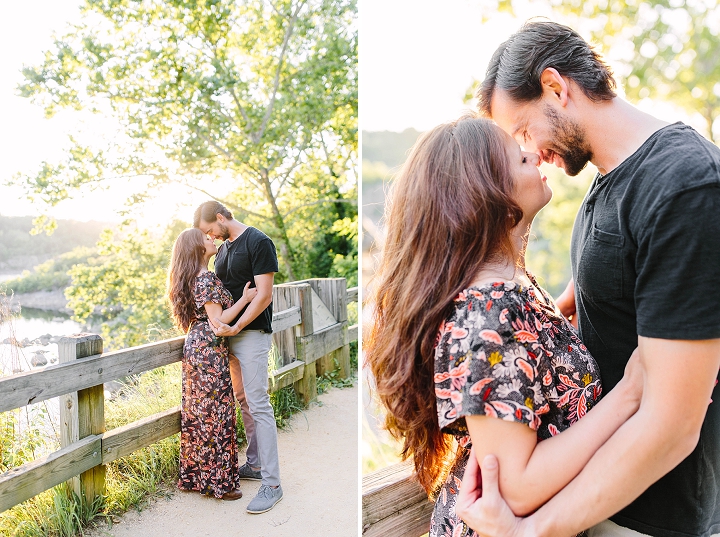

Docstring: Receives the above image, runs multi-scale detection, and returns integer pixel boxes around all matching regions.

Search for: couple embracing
[166,201,283,514]
[367,21,720,537]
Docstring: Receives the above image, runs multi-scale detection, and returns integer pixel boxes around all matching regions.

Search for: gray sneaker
[246,484,283,514]
[238,462,262,481]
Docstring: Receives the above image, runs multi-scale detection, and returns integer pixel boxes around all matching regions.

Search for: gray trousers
[588,520,720,537]
[228,330,280,486]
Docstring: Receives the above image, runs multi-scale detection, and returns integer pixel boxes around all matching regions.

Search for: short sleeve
[636,186,720,339]
[251,236,279,275]
[194,272,226,310]
[434,287,549,433]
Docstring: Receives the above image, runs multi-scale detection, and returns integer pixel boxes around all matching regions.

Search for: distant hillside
[362,128,422,169]
[0,216,107,271]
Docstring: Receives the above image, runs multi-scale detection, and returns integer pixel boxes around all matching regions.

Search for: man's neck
[581,97,670,175]
[227,221,248,242]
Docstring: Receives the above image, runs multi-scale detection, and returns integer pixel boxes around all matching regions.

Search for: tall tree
[15,0,357,280]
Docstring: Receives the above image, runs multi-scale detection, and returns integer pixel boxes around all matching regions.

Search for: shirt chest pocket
[577,225,625,302]
[229,248,253,279]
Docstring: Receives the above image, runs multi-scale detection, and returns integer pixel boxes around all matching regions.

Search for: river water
[1,279,89,450]
[0,308,85,375]
[0,273,88,374]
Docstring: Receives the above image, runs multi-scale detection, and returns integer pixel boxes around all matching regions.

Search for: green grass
[1,485,105,537]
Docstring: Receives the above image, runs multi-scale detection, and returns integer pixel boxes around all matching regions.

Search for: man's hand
[456,450,525,537]
[209,317,237,337]
[555,279,577,328]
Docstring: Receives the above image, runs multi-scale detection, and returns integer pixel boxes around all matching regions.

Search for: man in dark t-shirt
[455,21,720,537]
[194,201,283,514]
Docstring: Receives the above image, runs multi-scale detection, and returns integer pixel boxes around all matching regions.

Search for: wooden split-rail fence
[0,278,358,513]
[362,461,433,536]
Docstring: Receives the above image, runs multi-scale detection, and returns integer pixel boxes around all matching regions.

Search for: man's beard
[217,222,230,240]
[544,105,593,176]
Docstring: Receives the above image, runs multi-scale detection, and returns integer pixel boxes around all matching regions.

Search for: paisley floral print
[178,270,241,498]
[430,276,602,537]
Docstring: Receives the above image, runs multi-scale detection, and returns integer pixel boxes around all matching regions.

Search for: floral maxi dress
[177,270,240,497]
[430,277,602,537]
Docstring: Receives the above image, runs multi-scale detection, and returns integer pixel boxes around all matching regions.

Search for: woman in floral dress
[167,228,257,500]
[365,116,642,536]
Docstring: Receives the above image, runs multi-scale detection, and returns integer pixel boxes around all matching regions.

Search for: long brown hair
[167,228,207,332]
[365,115,523,494]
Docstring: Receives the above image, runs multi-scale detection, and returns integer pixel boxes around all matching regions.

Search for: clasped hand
[208,282,257,337]
[455,448,528,537]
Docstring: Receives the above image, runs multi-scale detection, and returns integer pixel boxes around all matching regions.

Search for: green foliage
[99,370,179,515]
[327,215,358,287]
[65,222,186,350]
[104,438,179,515]
[14,0,358,281]
[0,409,55,473]
[361,159,392,184]
[270,386,304,429]
[556,0,720,141]
[317,367,355,394]
[0,485,105,537]
[1,248,96,295]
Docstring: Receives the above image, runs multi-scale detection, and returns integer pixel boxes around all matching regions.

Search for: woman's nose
[524,151,541,167]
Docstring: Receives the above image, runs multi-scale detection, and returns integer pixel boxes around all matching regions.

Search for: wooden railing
[0,278,358,513]
[362,461,433,537]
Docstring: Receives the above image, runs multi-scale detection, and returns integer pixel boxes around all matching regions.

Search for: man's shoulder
[245,226,273,242]
[618,123,720,207]
[644,123,720,184]
[244,227,275,250]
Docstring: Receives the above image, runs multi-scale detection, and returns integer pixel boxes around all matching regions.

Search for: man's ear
[216,213,225,224]
[540,68,569,107]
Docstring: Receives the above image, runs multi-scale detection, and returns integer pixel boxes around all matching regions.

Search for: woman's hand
[241,281,258,305]
[456,449,526,537]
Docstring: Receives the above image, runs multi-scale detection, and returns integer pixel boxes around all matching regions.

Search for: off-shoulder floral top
[430,275,602,537]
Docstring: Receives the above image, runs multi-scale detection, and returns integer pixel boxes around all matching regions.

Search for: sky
[0,1,215,227]
[359,0,702,134]
[360,0,520,132]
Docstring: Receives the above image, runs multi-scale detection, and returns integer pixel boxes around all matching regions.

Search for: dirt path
[88,385,358,537]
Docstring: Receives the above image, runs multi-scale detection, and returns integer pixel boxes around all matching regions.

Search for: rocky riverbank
[6,289,71,314]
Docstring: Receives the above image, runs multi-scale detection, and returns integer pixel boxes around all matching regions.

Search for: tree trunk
[259,168,296,281]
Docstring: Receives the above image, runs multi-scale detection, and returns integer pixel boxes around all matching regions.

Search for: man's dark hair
[193,201,233,228]
[478,20,616,116]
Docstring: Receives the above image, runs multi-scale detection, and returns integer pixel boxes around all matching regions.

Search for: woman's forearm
[520,381,639,512]
[216,296,248,324]
[469,380,639,516]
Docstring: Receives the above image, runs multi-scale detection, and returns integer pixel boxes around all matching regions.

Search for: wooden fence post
[58,334,105,503]
[313,278,351,379]
[292,283,317,405]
